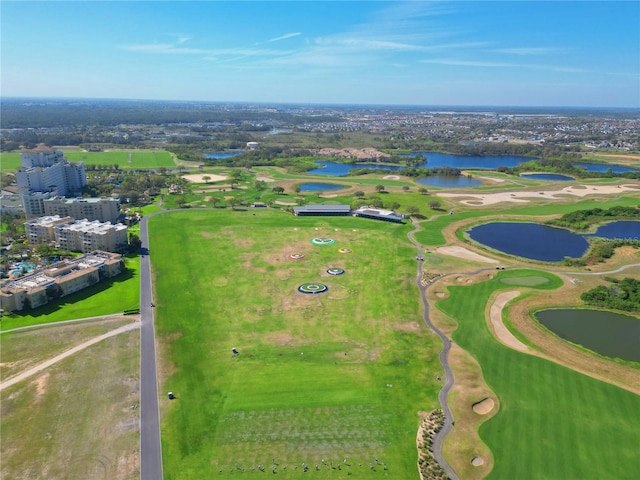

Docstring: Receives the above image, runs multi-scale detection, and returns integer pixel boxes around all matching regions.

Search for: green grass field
[436,271,640,479]
[0,256,140,331]
[0,150,175,171]
[150,209,441,479]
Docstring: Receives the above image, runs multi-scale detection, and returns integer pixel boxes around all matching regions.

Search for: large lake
[309,153,636,176]
[536,309,640,363]
[468,221,640,261]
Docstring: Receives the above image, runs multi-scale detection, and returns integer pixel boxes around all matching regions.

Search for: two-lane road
[139,216,163,480]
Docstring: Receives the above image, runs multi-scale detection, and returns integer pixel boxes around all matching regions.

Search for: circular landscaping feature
[298,282,328,294]
[327,268,345,275]
[311,237,335,245]
[289,253,305,260]
[338,248,353,254]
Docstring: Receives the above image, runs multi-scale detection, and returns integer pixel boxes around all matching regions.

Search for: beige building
[25,215,75,245]
[55,219,128,253]
[0,251,124,312]
[24,216,128,253]
[43,196,121,223]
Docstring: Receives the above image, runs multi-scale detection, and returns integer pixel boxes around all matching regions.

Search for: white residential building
[54,219,128,253]
[17,149,87,216]
[25,215,75,245]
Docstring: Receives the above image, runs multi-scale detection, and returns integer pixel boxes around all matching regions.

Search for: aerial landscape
[1,2,639,480]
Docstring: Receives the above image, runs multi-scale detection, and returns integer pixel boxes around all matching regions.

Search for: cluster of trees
[547,206,640,230]
[580,277,640,312]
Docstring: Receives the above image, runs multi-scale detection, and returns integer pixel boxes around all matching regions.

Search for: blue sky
[2,1,639,107]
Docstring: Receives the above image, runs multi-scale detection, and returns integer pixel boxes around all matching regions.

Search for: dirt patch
[263,332,300,347]
[472,397,495,415]
[255,176,274,182]
[437,246,499,264]
[32,372,50,396]
[395,321,421,332]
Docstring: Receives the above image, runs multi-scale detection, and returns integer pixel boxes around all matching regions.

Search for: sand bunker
[471,456,485,467]
[472,397,495,415]
[437,183,640,206]
[255,176,274,182]
[182,173,227,183]
[489,291,530,353]
[437,246,499,264]
[383,175,400,180]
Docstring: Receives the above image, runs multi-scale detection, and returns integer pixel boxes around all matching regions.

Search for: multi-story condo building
[54,219,128,253]
[16,148,87,216]
[24,216,128,253]
[43,196,121,224]
[25,215,74,245]
[0,251,124,312]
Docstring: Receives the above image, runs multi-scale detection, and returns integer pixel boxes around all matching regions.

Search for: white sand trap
[435,292,446,298]
[437,183,640,206]
[383,175,400,180]
[437,246,499,264]
[477,176,505,183]
[489,291,530,353]
[182,173,227,183]
[471,456,485,467]
[472,397,495,415]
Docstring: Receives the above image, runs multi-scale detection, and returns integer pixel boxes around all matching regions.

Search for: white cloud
[266,32,302,43]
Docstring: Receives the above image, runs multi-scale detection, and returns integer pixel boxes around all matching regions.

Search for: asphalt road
[139,215,164,480]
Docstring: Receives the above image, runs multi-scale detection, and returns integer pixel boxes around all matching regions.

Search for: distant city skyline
[2,1,639,108]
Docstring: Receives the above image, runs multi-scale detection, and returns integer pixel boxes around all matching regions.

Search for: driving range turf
[436,270,640,480]
[149,209,442,479]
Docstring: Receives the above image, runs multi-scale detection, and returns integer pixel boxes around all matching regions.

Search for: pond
[406,152,532,169]
[536,309,640,363]
[520,173,574,181]
[468,221,640,261]
[417,175,483,187]
[299,183,347,192]
[308,161,403,176]
[585,220,640,240]
[204,151,244,159]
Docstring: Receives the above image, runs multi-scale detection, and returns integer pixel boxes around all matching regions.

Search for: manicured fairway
[65,150,175,168]
[0,150,175,171]
[437,271,640,479]
[150,209,441,479]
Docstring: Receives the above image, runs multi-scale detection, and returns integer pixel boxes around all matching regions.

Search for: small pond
[468,221,640,261]
[204,151,244,159]
[299,183,346,192]
[536,309,640,363]
[585,220,640,240]
[468,223,589,261]
[417,176,483,187]
[520,173,574,181]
